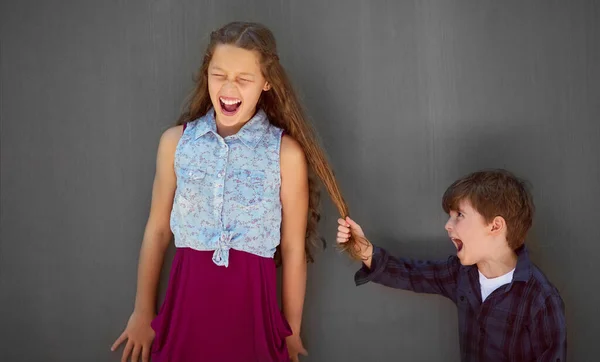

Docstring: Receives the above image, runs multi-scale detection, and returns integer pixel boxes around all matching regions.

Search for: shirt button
[460,296,465,302]
[218,172,224,177]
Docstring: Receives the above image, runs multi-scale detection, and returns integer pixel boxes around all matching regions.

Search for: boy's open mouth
[219,96,242,116]
[451,238,463,252]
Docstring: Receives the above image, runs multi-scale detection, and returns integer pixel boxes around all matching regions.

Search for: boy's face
[444,199,494,265]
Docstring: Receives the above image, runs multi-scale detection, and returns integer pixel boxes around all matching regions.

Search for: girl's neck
[216,122,243,137]
[214,108,257,138]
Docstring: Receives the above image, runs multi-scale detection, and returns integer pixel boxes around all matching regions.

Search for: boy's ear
[490,216,506,234]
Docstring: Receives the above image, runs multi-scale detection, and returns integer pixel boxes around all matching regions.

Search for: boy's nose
[444,219,453,231]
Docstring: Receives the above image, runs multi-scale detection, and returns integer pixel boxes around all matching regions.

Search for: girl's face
[208,44,271,132]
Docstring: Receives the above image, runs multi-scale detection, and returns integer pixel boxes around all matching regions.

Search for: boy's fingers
[337,225,350,233]
[346,217,362,231]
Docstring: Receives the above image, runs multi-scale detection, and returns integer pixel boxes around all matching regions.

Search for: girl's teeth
[220,98,241,105]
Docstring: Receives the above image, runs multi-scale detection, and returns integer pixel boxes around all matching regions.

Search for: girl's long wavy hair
[176,21,364,264]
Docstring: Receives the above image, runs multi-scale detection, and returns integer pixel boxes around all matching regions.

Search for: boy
[337,169,566,361]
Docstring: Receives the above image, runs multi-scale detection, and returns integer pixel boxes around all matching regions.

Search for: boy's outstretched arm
[337,217,460,302]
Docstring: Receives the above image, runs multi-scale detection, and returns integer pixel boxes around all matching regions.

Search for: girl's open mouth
[219,96,241,116]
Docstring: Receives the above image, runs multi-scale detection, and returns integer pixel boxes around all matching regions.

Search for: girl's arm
[279,135,309,361]
[131,126,181,317]
[112,125,182,362]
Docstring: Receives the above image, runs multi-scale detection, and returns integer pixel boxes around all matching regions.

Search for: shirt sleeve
[354,245,461,302]
[530,295,567,362]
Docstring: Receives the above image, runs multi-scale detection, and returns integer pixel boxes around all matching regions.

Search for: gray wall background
[1,0,599,361]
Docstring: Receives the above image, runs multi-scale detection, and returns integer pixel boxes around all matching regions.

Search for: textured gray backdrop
[1,0,598,361]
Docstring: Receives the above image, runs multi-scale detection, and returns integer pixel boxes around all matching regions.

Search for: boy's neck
[477,247,518,279]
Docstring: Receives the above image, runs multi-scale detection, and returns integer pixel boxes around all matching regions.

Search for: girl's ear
[263,82,271,91]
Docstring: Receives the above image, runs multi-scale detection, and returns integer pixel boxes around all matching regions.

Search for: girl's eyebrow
[209,66,256,78]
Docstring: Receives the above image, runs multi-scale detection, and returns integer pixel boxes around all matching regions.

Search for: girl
[111,22,362,362]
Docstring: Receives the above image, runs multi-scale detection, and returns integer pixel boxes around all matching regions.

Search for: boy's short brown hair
[442,169,535,250]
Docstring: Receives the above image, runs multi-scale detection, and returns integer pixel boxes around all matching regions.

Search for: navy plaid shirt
[355,245,566,361]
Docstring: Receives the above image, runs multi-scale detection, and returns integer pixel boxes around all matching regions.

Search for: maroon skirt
[150,247,292,362]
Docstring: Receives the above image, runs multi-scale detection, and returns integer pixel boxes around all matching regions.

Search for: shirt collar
[194,108,270,148]
[512,245,532,283]
[466,245,532,286]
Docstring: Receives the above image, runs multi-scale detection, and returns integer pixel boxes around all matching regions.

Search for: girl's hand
[286,334,308,362]
[111,311,156,362]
